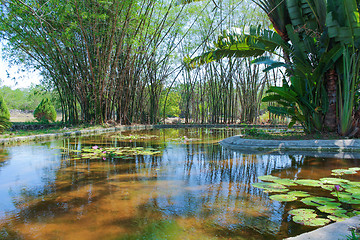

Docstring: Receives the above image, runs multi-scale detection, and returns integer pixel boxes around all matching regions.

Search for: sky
[0,45,41,89]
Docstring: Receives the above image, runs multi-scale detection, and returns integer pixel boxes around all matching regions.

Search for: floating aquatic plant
[269,194,297,202]
[257,175,280,182]
[55,145,162,161]
[253,166,360,227]
[251,182,288,193]
[296,179,322,187]
[293,216,330,227]
[287,191,310,198]
[300,196,338,207]
[288,208,315,216]
[331,169,358,176]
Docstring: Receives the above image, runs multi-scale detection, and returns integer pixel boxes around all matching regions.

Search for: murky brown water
[0,128,360,240]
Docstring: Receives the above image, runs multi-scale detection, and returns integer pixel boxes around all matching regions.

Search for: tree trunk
[324,69,338,131]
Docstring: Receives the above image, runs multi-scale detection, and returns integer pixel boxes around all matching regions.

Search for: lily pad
[345,187,360,194]
[252,182,287,191]
[301,197,338,207]
[293,215,330,227]
[273,178,297,186]
[269,194,297,202]
[331,169,357,176]
[339,198,360,204]
[348,167,360,172]
[288,208,316,216]
[320,178,349,185]
[330,192,353,200]
[258,175,280,182]
[263,188,289,193]
[317,206,346,214]
[352,193,360,199]
[332,212,350,218]
[296,179,322,187]
[287,191,310,198]
[327,215,348,222]
[321,184,337,191]
[343,182,360,188]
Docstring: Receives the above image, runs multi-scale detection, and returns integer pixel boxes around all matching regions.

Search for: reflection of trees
[135,137,307,239]
[1,129,320,240]
[0,148,9,169]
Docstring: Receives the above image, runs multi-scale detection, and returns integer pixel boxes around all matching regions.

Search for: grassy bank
[1,123,107,139]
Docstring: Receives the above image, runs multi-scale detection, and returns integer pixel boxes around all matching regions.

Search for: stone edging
[285,215,360,240]
[219,135,360,159]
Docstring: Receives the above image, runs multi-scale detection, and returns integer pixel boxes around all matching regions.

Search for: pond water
[0,128,359,240]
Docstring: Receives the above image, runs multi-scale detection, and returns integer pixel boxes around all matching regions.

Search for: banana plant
[259,43,343,132]
[326,0,360,135]
[191,23,343,132]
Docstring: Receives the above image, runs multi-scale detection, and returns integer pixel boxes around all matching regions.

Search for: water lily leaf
[321,184,337,191]
[348,167,360,171]
[301,197,338,207]
[263,188,289,193]
[352,193,360,199]
[339,198,360,204]
[331,212,350,218]
[273,178,297,186]
[321,184,336,191]
[296,179,322,187]
[317,206,346,214]
[257,175,280,182]
[344,182,360,187]
[350,211,360,216]
[331,169,357,176]
[327,215,348,222]
[292,214,317,221]
[269,194,297,202]
[252,182,287,190]
[345,187,360,194]
[287,191,310,197]
[320,178,349,185]
[288,208,315,216]
[330,192,353,200]
[293,215,330,226]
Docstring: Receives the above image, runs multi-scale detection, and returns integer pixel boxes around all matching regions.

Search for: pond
[0,128,359,240]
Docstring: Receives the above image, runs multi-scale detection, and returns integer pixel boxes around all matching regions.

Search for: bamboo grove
[0,0,279,125]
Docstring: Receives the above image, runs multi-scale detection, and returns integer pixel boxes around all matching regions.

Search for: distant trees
[0,85,59,111]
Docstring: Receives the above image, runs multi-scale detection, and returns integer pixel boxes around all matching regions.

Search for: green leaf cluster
[33,98,57,123]
[0,94,10,120]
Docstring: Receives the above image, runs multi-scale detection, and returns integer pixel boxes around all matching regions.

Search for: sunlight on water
[0,128,359,239]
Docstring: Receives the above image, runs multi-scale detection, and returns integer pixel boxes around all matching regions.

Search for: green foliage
[0,116,12,132]
[0,85,60,111]
[159,90,181,118]
[33,98,57,123]
[0,94,10,120]
[190,26,287,67]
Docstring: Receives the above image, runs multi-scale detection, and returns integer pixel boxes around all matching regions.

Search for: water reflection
[0,128,359,240]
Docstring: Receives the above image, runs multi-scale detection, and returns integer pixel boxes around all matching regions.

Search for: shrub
[34,98,57,123]
[0,95,10,120]
[0,116,12,132]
